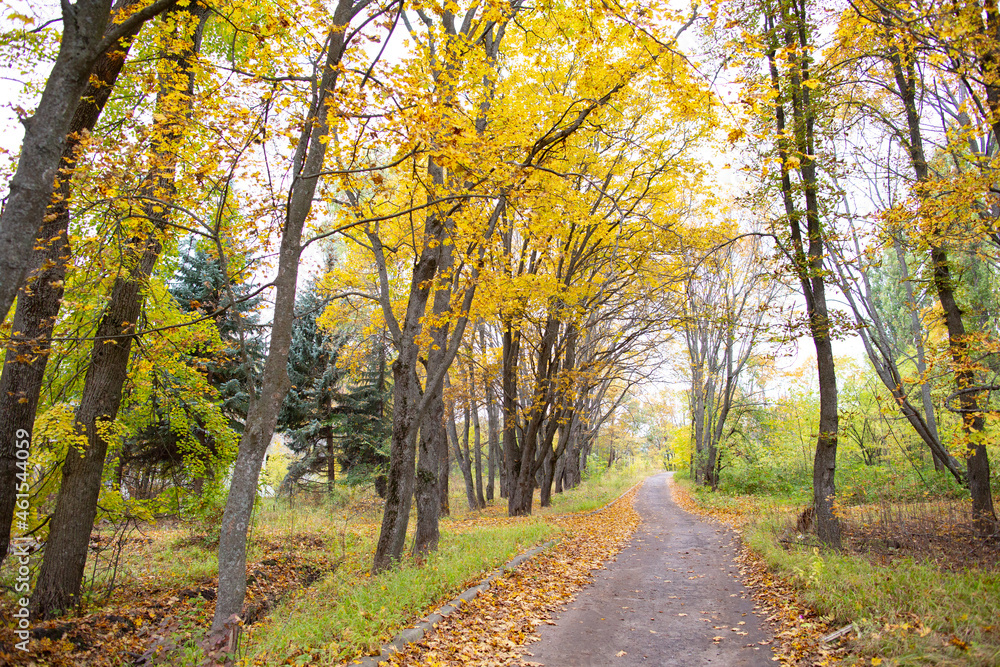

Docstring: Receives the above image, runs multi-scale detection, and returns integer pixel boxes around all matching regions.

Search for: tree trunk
[553,445,565,494]
[0,1,144,566]
[212,0,361,632]
[31,5,207,618]
[765,1,841,547]
[933,247,997,532]
[413,224,456,555]
[484,350,498,501]
[539,443,555,507]
[439,416,450,518]
[415,381,445,555]
[502,324,522,511]
[462,403,479,508]
[471,363,486,507]
[0,0,175,321]
[446,392,477,511]
[883,19,997,531]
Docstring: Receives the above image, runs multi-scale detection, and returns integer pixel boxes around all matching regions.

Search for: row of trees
[678,0,999,544]
[0,0,715,646]
[9,0,995,649]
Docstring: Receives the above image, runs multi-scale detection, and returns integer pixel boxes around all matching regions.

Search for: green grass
[746,519,1000,666]
[0,462,655,665]
[542,462,654,515]
[242,463,655,663]
[243,519,555,664]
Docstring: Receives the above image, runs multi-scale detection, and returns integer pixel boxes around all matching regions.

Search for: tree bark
[553,443,565,494]
[502,324,522,511]
[211,0,364,632]
[0,0,144,566]
[483,327,498,501]
[472,386,486,507]
[413,208,455,555]
[31,4,207,618]
[539,439,555,508]
[766,0,840,547]
[415,377,445,554]
[881,14,997,531]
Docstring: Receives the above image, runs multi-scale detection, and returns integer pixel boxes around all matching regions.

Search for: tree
[680,232,783,489]
[32,2,210,617]
[168,242,265,433]
[0,0,152,566]
[0,0,177,322]
[834,0,997,532]
[727,0,843,545]
[210,0,383,635]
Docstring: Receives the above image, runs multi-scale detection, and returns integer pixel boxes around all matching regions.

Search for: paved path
[523,473,774,666]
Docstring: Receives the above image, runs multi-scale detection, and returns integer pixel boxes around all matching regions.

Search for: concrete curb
[350,477,648,666]
[351,539,559,666]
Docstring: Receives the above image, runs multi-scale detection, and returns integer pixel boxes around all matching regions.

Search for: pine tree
[277,287,391,496]
[115,242,265,495]
[331,344,390,495]
[277,286,345,491]
[168,242,265,428]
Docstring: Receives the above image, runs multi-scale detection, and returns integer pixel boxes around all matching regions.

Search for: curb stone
[350,477,647,666]
[350,539,558,666]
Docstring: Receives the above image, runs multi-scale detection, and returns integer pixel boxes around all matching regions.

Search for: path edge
[350,477,648,666]
[349,539,559,666]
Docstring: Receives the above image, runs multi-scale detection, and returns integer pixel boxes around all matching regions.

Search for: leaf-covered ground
[372,484,643,666]
[668,480,845,666]
[0,532,340,666]
[1,474,644,665]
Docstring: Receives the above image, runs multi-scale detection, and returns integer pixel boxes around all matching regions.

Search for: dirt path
[522,473,774,666]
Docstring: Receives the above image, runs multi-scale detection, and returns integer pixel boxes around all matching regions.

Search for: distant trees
[679,233,784,489]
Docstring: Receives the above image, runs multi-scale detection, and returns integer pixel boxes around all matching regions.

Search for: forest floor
[0,467,644,665]
[357,473,833,667]
[5,468,991,666]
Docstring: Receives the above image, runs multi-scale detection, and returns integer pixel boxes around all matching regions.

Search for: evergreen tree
[277,286,344,490]
[331,344,391,495]
[116,242,265,495]
[168,242,265,428]
[277,284,391,495]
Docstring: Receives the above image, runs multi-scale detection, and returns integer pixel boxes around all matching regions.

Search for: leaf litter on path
[669,480,845,666]
[368,486,643,666]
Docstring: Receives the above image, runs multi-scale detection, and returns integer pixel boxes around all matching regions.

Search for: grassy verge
[0,465,656,666]
[243,464,654,664]
[676,474,1000,666]
[243,520,553,664]
[746,519,1000,667]
[542,462,654,515]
